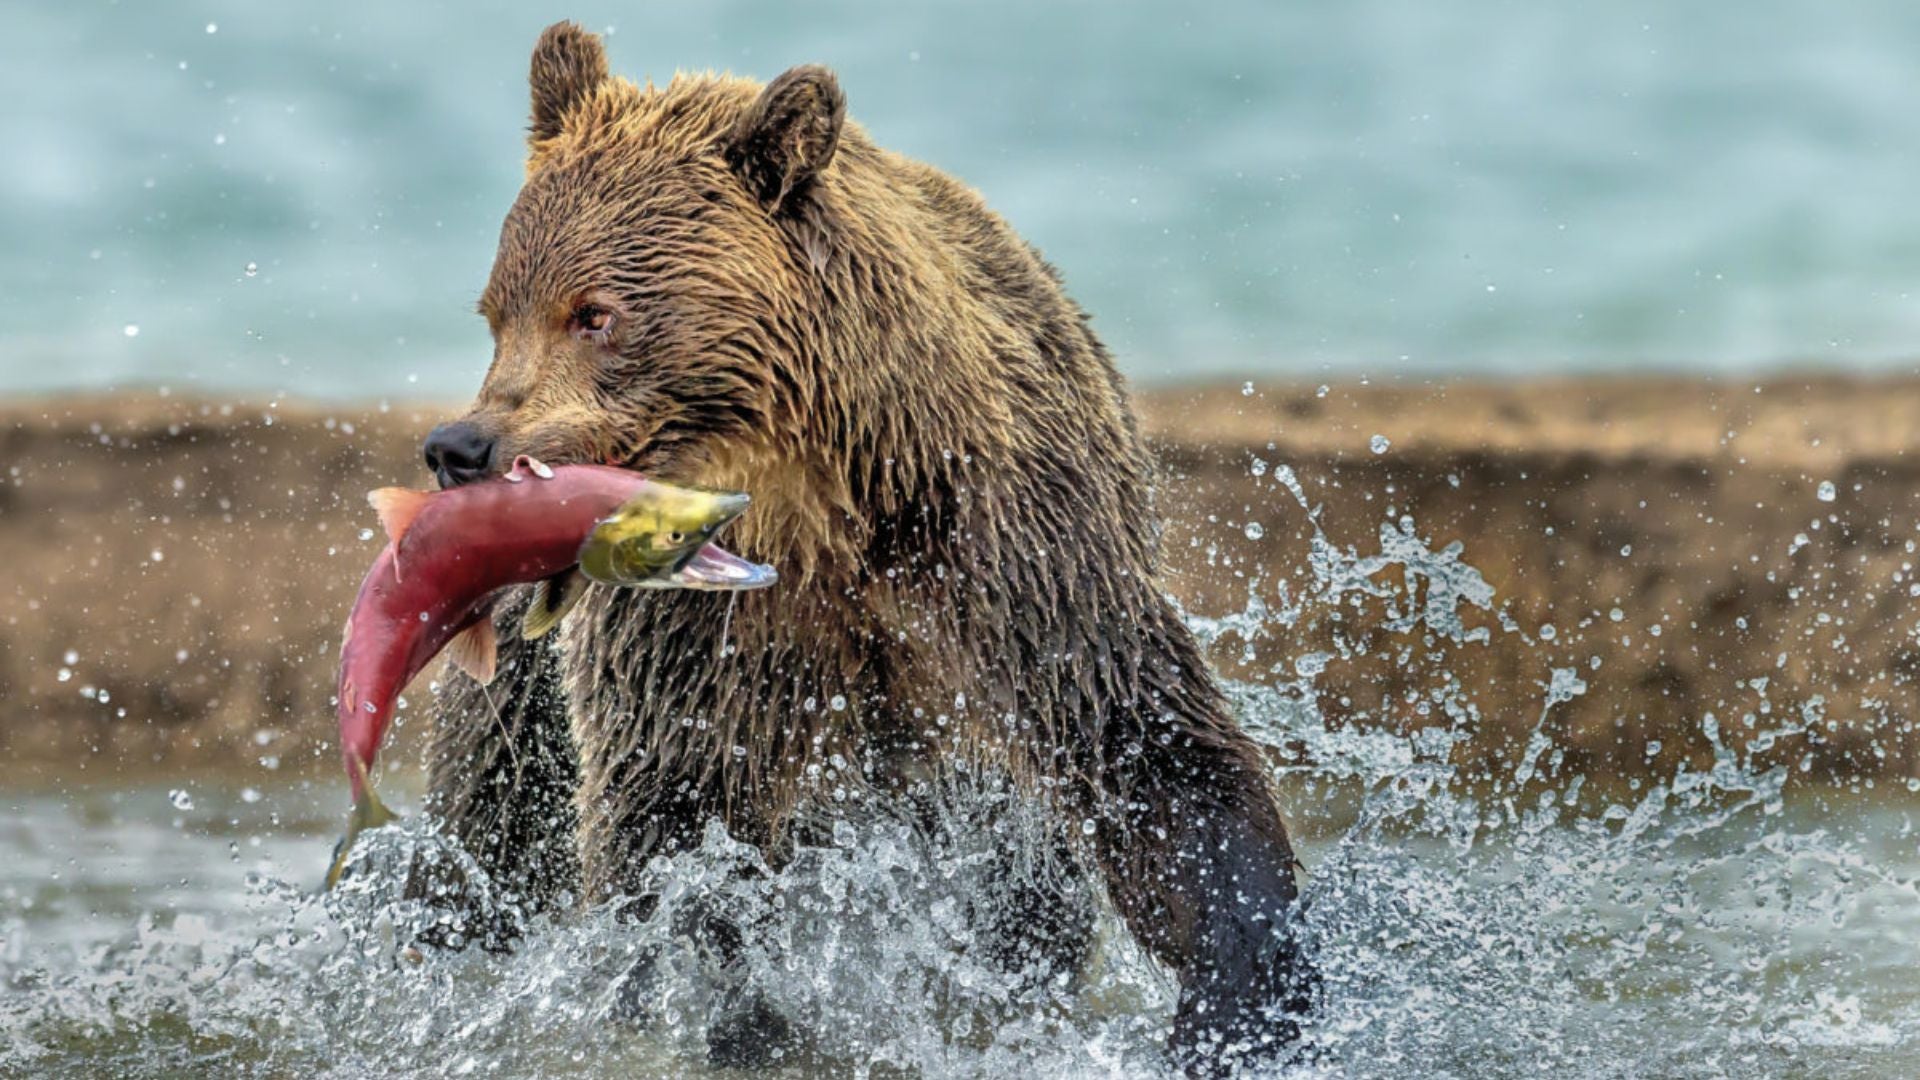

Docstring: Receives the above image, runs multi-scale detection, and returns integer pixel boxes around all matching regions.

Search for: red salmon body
[336,459,654,799]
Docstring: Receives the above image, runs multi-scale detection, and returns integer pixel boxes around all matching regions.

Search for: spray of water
[4,490,1917,1077]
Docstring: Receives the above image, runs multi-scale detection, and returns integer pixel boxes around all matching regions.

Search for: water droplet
[1370,434,1391,455]
[122,324,140,338]
[1816,480,1837,503]
[244,261,258,277]
[1539,624,1556,641]
[1081,818,1097,836]
[240,787,262,803]
[829,694,848,712]
[1620,544,1633,557]
[1240,381,1255,397]
[63,650,78,665]
[149,549,164,562]
[1244,522,1264,541]
[1609,607,1625,622]
[168,789,194,811]
[1315,384,1330,398]
[56,668,72,682]
[205,21,218,33]
[358,527,374,541]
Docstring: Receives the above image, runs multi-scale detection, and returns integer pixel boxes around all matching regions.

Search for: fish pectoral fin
[367,486,431,545]
[446,616,499,685]
[522,568,590,640]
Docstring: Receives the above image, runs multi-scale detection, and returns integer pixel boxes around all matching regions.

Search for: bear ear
[725,65,846,212]
[529,21,609,146]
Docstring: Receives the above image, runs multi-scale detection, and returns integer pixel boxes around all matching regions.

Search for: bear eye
[569,303,616,343]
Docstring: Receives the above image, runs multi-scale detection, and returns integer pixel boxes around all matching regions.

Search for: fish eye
[666,531,685,544]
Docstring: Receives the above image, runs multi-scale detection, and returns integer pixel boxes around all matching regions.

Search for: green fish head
[579,484,772,589]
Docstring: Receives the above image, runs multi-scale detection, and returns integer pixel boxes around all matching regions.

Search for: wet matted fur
[423,22,1313,1073]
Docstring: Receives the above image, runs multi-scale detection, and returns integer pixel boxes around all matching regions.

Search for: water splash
[3,795,1179,1078]
[5,507,1919,1077]
[1219,511,1920,1076]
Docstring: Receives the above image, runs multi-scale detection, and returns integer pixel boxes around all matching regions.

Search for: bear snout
[422,420,499,489]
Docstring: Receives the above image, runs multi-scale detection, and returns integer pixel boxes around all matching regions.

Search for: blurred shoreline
[6,374,1917,784]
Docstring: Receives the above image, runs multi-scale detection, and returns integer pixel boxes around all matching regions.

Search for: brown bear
[417,21,1312,1073]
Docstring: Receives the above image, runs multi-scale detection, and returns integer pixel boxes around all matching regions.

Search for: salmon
[324,455,773,887]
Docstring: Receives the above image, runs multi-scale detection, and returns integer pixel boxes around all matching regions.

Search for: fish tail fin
[367,487,430,545]
[323,837,354,891]
[325,765,402,891]
[357,783,397,830]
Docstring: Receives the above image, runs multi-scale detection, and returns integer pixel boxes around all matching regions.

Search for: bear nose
[423,421,498,489]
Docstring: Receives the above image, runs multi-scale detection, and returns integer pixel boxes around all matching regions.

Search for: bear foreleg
[1086,734,1315,1076]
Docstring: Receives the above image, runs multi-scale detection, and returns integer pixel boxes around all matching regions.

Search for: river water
[6,0,1920,395]
[5,506,1918,1078]
[3,775,1917,1078]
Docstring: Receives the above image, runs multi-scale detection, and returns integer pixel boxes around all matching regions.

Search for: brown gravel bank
[4,377,1918,784]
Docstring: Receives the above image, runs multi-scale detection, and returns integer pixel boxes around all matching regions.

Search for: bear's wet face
[439,24,847,489]
[470,156,780,479]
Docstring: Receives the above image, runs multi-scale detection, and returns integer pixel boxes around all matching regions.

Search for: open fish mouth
[653,541,777,590]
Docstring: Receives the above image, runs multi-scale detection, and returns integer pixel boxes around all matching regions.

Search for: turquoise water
[2,0,1918,397]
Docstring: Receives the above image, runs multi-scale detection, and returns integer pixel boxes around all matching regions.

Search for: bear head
[459,23,872,572]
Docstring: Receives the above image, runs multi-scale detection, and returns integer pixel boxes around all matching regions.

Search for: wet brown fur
[425,22,1312,1071]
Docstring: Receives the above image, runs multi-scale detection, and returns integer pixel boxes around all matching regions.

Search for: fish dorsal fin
[367,487,430,545]
[522,568,590,640]
[445,616,498,685]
